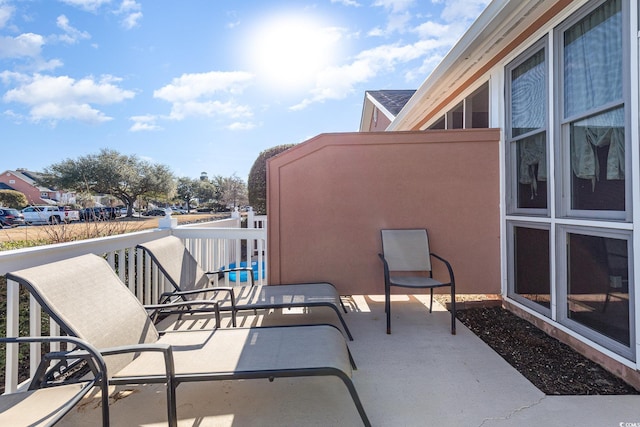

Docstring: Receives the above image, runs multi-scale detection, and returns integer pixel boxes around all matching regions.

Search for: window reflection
[513,227,550,308]
[567,233,629,346]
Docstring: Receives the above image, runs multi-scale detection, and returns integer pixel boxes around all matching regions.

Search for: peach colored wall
[267,129,501,295]
[368,109,391,131]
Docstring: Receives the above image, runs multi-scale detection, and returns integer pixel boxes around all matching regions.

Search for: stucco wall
[267,129,501,295]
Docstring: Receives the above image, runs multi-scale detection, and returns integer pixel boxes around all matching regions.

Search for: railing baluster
[5,279,20,393]
[29,296,41,376]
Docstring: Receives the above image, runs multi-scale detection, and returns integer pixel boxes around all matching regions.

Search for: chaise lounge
[6,254,370,426]
[137,236,354,339]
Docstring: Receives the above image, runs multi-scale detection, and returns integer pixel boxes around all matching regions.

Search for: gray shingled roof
[367,90,416,117]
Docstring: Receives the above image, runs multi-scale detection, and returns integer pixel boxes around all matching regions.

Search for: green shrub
[248,144,296,214]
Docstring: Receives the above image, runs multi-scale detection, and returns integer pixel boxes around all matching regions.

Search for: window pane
[514,227,550,308]
[567,233,629,346]
[570,107,624,211]
[563,0,622,118]
[517,132,547,208]
[511,49,545,137]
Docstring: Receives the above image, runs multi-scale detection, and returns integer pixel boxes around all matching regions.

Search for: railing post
[158,211,177,229]
[5,279,20,393]
[247,207,255,228]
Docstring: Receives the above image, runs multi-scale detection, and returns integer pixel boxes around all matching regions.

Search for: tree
[0,189,28,209]
[40,149,175,217]
[248,144,295,214]
[218,174,248,210]
[176,177,198,212]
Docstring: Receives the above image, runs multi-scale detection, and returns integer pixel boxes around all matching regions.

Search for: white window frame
[555,0,631,221]
[505,37,550,216]
[556,224,635,359]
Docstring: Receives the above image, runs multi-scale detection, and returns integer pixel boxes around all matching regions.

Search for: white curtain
[565,0,623,190]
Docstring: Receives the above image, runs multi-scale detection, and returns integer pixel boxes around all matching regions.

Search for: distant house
[0,169,75,205]
[359,90,416,132]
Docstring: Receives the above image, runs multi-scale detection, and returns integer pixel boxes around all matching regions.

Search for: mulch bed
[454,305,639,395]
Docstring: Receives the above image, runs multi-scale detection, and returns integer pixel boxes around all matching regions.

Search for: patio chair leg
[429,288,434,313]
[450,286,456,335]
[385,290,391,334]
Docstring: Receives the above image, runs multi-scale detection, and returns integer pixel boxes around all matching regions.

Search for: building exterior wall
[367,108,391,131]
[386,0,640,380]
[267,129,500,295]
[0,171,46,205]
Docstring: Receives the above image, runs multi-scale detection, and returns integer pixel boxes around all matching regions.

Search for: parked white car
[22,206,81,224]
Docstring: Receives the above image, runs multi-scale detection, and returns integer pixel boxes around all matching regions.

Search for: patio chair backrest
[7,254,160,374]
[381,229,432,272]
[138,236,210,294]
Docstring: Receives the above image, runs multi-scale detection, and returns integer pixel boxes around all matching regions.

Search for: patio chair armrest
[429,252,455,286]
[145,300,221,327]
[377,253,391,282]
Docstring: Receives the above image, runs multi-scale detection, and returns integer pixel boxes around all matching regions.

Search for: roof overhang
[389,0,571,131]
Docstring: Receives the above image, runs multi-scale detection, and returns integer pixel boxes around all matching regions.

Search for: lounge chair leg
[337,373,371,427]
[429,288,434,313]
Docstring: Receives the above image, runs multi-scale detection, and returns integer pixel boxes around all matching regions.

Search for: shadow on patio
[58,295,640,426]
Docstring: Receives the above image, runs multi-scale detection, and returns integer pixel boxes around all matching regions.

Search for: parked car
[0,208,25,227]
[171,207,187,215]
[80,207,106,221]
[102,207,120,219]
[21,206,80,224]
[142,209,168,216]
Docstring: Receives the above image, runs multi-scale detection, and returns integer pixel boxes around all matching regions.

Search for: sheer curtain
[565,0,623,191]
[564,0,622,118]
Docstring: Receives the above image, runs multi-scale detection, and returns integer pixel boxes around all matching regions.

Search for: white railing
[1,216,267,393]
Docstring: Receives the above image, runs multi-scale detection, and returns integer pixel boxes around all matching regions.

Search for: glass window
[511,225,551,310]
[447,102,463,129]
[570,107,625,210]
[560,0,626,217]
[563,0,622,119]
[506,39,548,212]
[468,83,489,128]
[567,232,630,346]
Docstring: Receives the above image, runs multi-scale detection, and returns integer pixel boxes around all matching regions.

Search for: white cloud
[167,100,252,121]
[58,0,112,13]
[291,39,438,110]
[115,0,142,29]
[0,3,14,29]
[436,0,491,22]
[3,73,135,124]
[372,0,415,13]
[0,33,45,58]
[55,15,91,44]
[227,121,256,131]
[154,71,253,103]
[330,0,361,6]
[130,114,162,132]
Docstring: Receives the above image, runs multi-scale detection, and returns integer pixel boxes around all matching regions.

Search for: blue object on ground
[223,261,265,282]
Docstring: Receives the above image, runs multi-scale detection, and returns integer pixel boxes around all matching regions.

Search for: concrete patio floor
[58,294,640,426]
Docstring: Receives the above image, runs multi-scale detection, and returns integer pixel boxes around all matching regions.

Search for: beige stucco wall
[267,129,501,295]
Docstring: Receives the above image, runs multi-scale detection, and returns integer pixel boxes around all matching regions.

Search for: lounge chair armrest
[145,300,221,327]
[429,252,455,285]
[99,342,176,385]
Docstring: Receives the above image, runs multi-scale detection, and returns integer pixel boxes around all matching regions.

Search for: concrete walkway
[60,294,640,426]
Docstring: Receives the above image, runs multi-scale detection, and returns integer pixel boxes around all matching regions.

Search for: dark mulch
[456,306,639,395]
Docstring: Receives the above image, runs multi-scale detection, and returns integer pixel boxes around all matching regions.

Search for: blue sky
[0,0,490,181]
